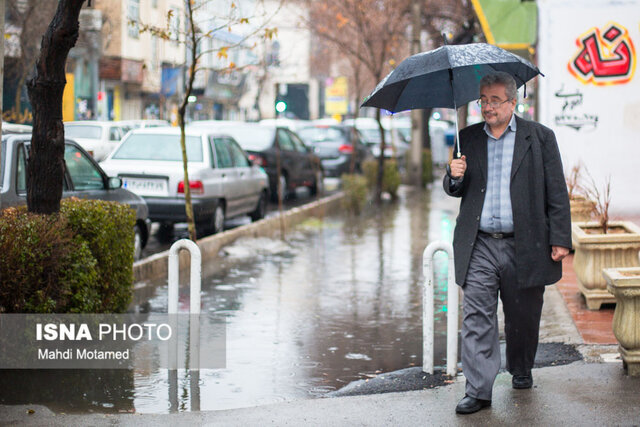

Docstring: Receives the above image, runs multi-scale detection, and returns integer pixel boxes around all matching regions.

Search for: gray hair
[480,72,517,101]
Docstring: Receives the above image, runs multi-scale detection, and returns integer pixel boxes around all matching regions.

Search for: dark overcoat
[443,116,572,289]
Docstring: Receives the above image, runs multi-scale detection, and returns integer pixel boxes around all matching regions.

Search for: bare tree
[26,0,85,214]
[4,0,57,122]
[136,1,280,240]
[303,0,412,202]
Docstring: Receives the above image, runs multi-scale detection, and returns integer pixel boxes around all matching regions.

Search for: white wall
[537,0,640,214]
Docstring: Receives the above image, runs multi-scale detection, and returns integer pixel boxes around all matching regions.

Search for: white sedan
[64,121,127,161]
[100,127,270,236]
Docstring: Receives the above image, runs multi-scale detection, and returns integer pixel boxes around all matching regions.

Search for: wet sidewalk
[3,361,639,426]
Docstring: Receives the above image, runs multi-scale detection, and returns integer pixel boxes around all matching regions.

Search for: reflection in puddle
[1,186,459,413]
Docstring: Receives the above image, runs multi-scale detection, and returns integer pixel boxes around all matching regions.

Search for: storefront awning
[471,0,537,57]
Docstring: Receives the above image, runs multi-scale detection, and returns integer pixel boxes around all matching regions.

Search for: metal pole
[422,241,459,376]
[168,239,202,370]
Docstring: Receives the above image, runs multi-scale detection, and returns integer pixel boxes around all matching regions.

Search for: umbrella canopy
[361,43,542,112]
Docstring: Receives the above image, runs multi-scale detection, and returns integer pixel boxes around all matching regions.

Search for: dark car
[296,124,372,177]
[189,121,324,200]
[0,134,151,260]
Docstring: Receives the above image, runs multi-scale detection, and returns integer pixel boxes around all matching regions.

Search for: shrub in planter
[572,175,640,310]
[0,198,135,313]
[362,159,401,198]
[340,173,368,214]
[0,209,100,313]
[60,198,136,312]
[566,163,595,223]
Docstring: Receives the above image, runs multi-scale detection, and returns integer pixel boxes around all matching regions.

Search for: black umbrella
[361,43,542,156]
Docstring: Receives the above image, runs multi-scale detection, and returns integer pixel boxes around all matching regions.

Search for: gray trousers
[461,233,545,400]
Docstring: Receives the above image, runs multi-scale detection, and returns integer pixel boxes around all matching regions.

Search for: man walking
[443,72,572,414]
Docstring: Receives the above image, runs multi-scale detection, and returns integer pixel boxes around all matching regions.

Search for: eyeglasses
[476,98,511,109]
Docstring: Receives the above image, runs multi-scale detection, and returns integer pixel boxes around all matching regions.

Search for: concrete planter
[572,221,640,310]
[570,197,595,223]
[603,267,640,376]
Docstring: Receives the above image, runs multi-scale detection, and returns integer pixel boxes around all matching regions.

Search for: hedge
[0,198,136,313]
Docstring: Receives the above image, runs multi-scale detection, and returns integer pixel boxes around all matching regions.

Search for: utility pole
[408,1,423,187]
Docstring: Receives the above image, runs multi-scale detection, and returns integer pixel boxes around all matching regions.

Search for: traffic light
[275,100,287,114]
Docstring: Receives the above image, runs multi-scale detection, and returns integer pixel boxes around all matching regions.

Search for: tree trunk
[26,0,85,214]
[179,0,198,242]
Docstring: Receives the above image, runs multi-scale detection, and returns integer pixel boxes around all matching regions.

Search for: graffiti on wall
[568,22,636,85]
[554,85,599,131]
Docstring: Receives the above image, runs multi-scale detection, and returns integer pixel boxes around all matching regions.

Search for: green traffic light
[275,101,287,113]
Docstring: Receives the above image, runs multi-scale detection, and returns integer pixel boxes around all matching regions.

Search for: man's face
[479,83,516,129]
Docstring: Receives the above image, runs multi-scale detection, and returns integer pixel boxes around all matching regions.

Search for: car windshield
[64,125,103,139]
[111,134,203,161]
[217,126,274,151]
[297,127,347,144]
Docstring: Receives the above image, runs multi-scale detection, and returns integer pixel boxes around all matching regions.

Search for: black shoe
[455,395,491,414]
[512,374,533,389]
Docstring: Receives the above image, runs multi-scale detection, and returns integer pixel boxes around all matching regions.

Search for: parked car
[296,124,372,177]
[2,122,32,135]
[189,121,324,200]
[100,127,270,236]
[63,121,127,161]
[115,119,171,134]
[0,134,151,260]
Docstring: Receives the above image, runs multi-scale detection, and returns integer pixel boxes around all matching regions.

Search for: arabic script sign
[568,22,636,85]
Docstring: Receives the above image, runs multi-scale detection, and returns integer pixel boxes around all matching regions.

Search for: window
[65,125,102,140]
[128,0,140,38]
[226,138,250,167]
[109,127,122,141]
[112,134,204,162]
[151,37,158,71]
[277,129,295,151]
[16,144,27,194]
[289,131,310,153]
[64,145,104,190]
[213,138,233,168]
[169,7,180,42]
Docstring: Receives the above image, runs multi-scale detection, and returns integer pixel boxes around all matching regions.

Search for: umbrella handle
[453,103,461,159]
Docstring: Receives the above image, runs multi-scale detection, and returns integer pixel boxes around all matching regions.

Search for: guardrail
[422,241,459,377]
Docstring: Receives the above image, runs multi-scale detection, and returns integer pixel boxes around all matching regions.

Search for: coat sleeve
[540,126,572,249]
[442,174,465,197]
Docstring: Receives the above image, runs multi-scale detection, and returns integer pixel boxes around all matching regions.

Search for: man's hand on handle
[450,155,467,179]
[551,246,570,262]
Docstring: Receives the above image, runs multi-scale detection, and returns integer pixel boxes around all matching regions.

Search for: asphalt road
[140,179,341,259]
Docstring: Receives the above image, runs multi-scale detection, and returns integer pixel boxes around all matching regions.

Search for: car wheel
[250,191,267,221]
[133,225,143,261]
[310,170,324,196]
[212,203,225,234]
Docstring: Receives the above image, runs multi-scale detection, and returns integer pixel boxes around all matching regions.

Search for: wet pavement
[0,185,461,414]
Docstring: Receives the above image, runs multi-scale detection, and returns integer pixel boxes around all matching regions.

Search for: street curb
[130,192,345,305]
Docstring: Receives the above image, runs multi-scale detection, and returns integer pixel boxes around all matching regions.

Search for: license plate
[122,177,169,196]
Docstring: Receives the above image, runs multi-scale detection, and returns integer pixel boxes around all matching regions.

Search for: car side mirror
[108,177,122,189]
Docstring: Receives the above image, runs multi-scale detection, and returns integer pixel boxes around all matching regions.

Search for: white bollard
[422,241,459,377]
[168,239,202,370]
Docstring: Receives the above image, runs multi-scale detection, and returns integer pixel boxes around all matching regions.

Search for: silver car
[0,134,151,260]
[100,127,270,235]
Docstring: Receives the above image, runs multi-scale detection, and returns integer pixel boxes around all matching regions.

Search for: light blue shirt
[480,114,516,233]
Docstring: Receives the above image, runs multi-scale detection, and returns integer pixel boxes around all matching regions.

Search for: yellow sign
[325,77,348,115]
[62,73,75,122]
